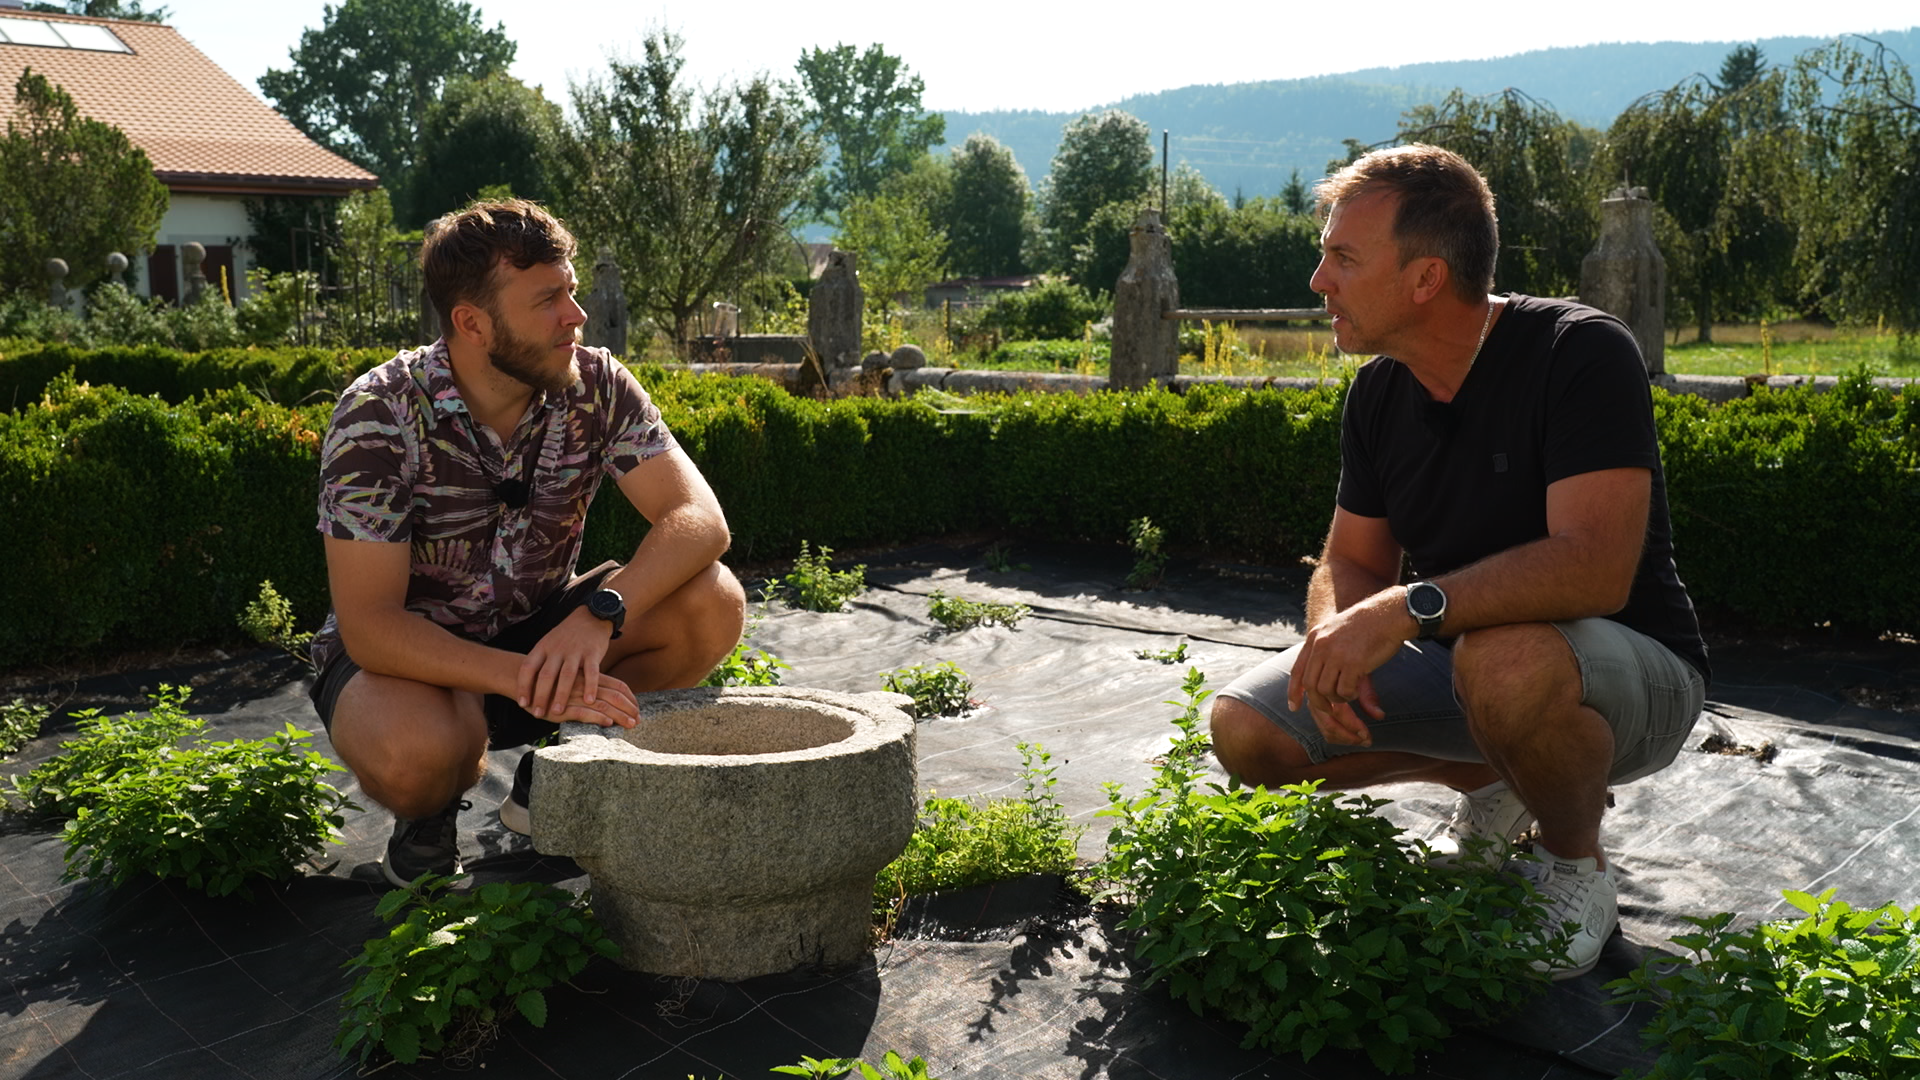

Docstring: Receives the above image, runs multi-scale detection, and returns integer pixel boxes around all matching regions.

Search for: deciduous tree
[411,74,563,223]
[796,43,944,222]
[556,31,820,350]
[0,69,168,294]
[259,0,514,214]
[945,134,1029,277]
[1033,110,1153,272]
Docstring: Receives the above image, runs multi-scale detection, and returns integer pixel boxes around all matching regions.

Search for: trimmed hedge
[0,348,1914,669]
[0,341,390,411]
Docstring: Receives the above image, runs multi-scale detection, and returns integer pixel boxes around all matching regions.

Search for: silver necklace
[1466,297,1496,373]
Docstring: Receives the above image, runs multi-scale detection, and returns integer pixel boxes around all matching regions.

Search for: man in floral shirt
[309,200,744,885]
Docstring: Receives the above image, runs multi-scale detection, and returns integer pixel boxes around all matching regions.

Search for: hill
[936,28,1920,201]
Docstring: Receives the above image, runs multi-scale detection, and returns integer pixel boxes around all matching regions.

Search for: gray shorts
[1218,618,1706,784]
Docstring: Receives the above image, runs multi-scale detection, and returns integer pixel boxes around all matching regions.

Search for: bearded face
[486,303,580,395]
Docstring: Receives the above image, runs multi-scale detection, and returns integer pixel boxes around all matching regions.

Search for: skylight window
[0,16,132,53]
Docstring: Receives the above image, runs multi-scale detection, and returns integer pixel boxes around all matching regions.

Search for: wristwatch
[1405,581,1447,639]
[586,587,626,640]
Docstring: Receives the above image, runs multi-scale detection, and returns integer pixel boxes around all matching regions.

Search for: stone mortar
[532,687,917,981]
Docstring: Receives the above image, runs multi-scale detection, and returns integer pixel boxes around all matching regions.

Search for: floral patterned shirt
[308,339,675,673]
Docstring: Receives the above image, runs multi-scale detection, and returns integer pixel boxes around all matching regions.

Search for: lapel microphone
[494,478,529,509]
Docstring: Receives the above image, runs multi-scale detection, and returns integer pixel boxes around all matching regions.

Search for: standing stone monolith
[45,258,69,311]
[584,245,628,356]
[1580,187,1666,375]
[1110,209,1179,391]
[808,250,863,371]
[182,242,209,306]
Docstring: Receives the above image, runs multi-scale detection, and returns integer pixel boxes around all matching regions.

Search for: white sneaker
[1508,845,1618,981]
[1426,781,1534,868]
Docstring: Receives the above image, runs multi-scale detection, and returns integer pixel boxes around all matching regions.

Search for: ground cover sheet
[3,540,1917,1079]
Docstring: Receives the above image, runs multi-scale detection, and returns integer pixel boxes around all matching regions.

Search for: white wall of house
[133,192,255,303]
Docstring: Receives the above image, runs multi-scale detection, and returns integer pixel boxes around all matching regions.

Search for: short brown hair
[1317,144,1498,303]
[421,199,578,327]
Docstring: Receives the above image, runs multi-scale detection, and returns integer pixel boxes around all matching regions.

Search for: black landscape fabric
[3,539,1918,1080]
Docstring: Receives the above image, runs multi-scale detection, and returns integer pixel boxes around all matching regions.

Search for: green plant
[773,1051,940,1079]
[0,697,47,757]
[925,589,1029,631]
[978,278,1109,342]
[881,661,974,717]
[7,685,203,818]
[1609,889,1920,1079]
[1135,641,1189,664]
[239,578,315,667]
[782,541,867,613]
[875,741,1081,913]
[336,877,619,1068]
[703,584,789,686]
[61,721,355,897]
[1125,516,1168,589]
[1096,669,1562,1074]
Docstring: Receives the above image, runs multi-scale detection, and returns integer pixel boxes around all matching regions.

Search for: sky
[160,0,1920,116]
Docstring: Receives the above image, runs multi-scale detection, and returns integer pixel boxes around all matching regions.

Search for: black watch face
[588,589,623,620]
[1409,584,1445,619]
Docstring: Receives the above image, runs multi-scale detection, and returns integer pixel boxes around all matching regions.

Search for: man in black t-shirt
[1209,145,1708,981]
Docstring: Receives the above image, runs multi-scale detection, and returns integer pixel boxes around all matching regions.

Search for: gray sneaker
[499,751,533,837]
[381,799,468,887]
[1426,781,1534,869]
[1508,846,1618,980]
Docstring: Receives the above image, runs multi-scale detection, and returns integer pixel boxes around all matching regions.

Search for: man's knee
[1452,623,1581,711]
[1209,695,1314,783]
[330,674,488,816]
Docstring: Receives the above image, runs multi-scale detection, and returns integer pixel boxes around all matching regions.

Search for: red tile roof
[1,10,377,194]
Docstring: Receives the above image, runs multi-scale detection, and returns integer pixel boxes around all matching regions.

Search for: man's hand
[1287,591,1408,746]
[518,608,639,727]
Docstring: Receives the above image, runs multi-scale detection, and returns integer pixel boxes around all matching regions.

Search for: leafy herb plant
[1135,641,1189,664]
[925,589,1029,631]
[1609,889,1920,1079]
[881,661,974,717]
[874,741,1081,917]
[773,1051,941,1079]
[0,697,48,758]
[1125,516,1168,589]
[783,541,867,613]
[1097,669,1561,1074]
[61,722,354,897]
[238,578,314,667]
[7,685,203,818]
[703,586,789,687]
[337,877,620,1068]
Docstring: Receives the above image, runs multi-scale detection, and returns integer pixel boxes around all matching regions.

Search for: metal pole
[1161,130,1169,214]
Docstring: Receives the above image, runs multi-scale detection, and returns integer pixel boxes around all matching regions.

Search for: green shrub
[61,722,353,897]
[976,339,1110,372]
[7,685,203,818]
[782,541,866,612]
[1097,670,1562,1074]
[1126,515,1168,588]
[1609,890,1920,1079]
[881,661,974,717]
[926,590,1029,631]
[978,279,1108,341]
[875,741,1080,910]
[0,697,48,757]
[336,877,619,1068]
[774,1051,941,1079]
[238,578,315,667]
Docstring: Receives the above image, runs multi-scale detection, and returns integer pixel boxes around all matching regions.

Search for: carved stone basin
[530,687,917,981]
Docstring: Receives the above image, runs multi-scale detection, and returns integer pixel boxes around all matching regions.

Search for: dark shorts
[1219,617,1707,785]
[307,561,620,750]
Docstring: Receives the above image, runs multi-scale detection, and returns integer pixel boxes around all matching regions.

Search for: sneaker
[1508,845,1618,981]
[499,751,534,836]
[1426,780,1535,869]
[381,798,469,888]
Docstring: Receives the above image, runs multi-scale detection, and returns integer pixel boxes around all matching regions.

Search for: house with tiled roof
[0,5,376,303]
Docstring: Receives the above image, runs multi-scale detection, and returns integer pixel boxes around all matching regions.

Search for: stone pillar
[1580,187,1666,375]
[807,250,863,371]
[584,245,628,356]
[46,258,69,312]
[182,242,209,306]
[712,301,739,338]
[1110,209,1180,391]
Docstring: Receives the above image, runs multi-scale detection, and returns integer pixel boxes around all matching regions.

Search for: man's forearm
[340,607,522,698]
[1429,531,1636,637]
[601,503,730,617]
[1305,556,1397,627]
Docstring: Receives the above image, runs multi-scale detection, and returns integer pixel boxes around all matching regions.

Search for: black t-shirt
[1337,294,1709,681]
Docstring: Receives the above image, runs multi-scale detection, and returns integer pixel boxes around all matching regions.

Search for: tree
[23,1,168,20]
[1033,110,1153,272]
[556,31,820,349]
[1789,37,1920,333]
[411,74,564,223]
[1280,168,1311,215]
[944,134,1029,277]
[0,69,169,295]
[796,43,945,221]
[834,190,948,310]
[1601,62,1797,339]
[1396,89,1597,298]
[259,0,514,214]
